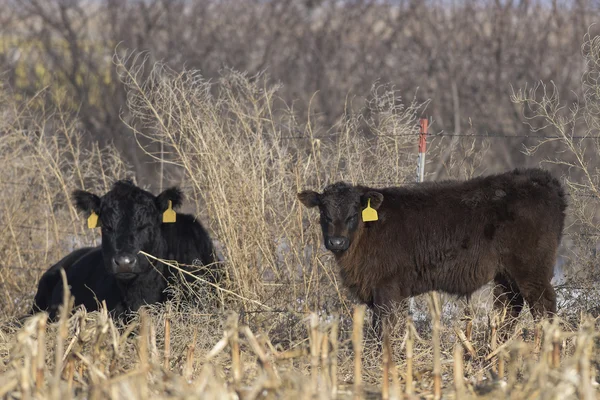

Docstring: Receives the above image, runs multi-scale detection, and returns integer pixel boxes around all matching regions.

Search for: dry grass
[114,52,423,317]
[0,85,131,318]
[1,39,600,398]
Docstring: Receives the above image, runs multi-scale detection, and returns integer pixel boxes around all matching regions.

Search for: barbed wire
[279,132,600,140]
[6,223,91,235]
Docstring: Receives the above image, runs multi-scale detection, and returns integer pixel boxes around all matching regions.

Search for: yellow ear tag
[362,198,378,222]
[87,211,100,229]
[162,200,177,223]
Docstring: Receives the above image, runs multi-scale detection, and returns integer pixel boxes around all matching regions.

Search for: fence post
[410,118,429,314]
[159,141,164,193]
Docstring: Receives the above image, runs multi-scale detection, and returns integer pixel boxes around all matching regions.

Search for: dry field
[1,37,600,399]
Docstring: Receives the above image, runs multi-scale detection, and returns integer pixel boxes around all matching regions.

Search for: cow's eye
[321,213,332,223]
[102,225,113,233]
[346,214,358,224]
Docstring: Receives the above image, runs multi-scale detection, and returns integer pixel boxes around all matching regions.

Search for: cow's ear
[156,187,184,212]
[72,190,101,214]
[297,190,321,208]
[361,191,384,210]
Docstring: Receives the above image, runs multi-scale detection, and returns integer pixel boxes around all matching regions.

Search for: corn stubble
[2,293,599,399]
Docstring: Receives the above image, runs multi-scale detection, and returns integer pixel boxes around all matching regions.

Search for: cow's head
[73,180,183,281]
[298,182,383,254]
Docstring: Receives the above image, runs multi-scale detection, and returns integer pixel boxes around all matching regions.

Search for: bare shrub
[511,31,600,317]
[4,0,599,180]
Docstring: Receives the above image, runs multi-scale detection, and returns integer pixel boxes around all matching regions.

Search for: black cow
[31,247,96,314]
[298,168,567,330]
[32,180,220,319]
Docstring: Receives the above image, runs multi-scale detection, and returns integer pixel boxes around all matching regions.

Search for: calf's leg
[372,282,408,340]
[517,278,557,320]
[508,250,557,320]
[493,273,525,319]
[493,273,525,340]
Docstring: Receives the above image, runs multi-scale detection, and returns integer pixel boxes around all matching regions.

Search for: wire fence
[279,132,600,140]
[6,223,89,235]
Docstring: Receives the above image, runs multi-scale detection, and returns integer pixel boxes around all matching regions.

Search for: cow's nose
[112,254,137,273]
[327,237,349,251]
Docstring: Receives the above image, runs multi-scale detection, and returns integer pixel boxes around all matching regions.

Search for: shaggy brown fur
[298,168,567,327]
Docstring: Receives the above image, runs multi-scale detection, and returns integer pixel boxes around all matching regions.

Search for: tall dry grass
[0,85,130,318]
[115,52,422,318]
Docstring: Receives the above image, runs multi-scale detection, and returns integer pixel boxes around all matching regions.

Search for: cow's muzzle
[112,253,139,280]
[326,236,350,252]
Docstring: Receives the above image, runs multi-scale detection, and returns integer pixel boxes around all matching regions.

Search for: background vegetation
[0,0,599,398]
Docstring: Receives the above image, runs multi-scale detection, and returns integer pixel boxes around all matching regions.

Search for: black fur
[31,181,220,319]
[31,247,96,314]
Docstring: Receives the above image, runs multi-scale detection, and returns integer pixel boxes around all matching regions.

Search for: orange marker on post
[417,118,428,183]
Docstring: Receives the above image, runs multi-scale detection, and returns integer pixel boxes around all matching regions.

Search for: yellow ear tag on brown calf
[362,198,378,222]
[162,200,177,223]
[87,211,100,229]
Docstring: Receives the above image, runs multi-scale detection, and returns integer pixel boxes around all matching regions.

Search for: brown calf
[298,168,567,329]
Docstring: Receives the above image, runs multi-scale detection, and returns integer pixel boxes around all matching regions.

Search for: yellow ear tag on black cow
[87,211,100,229]
[162,200,176,223]
[362,198,378,222]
